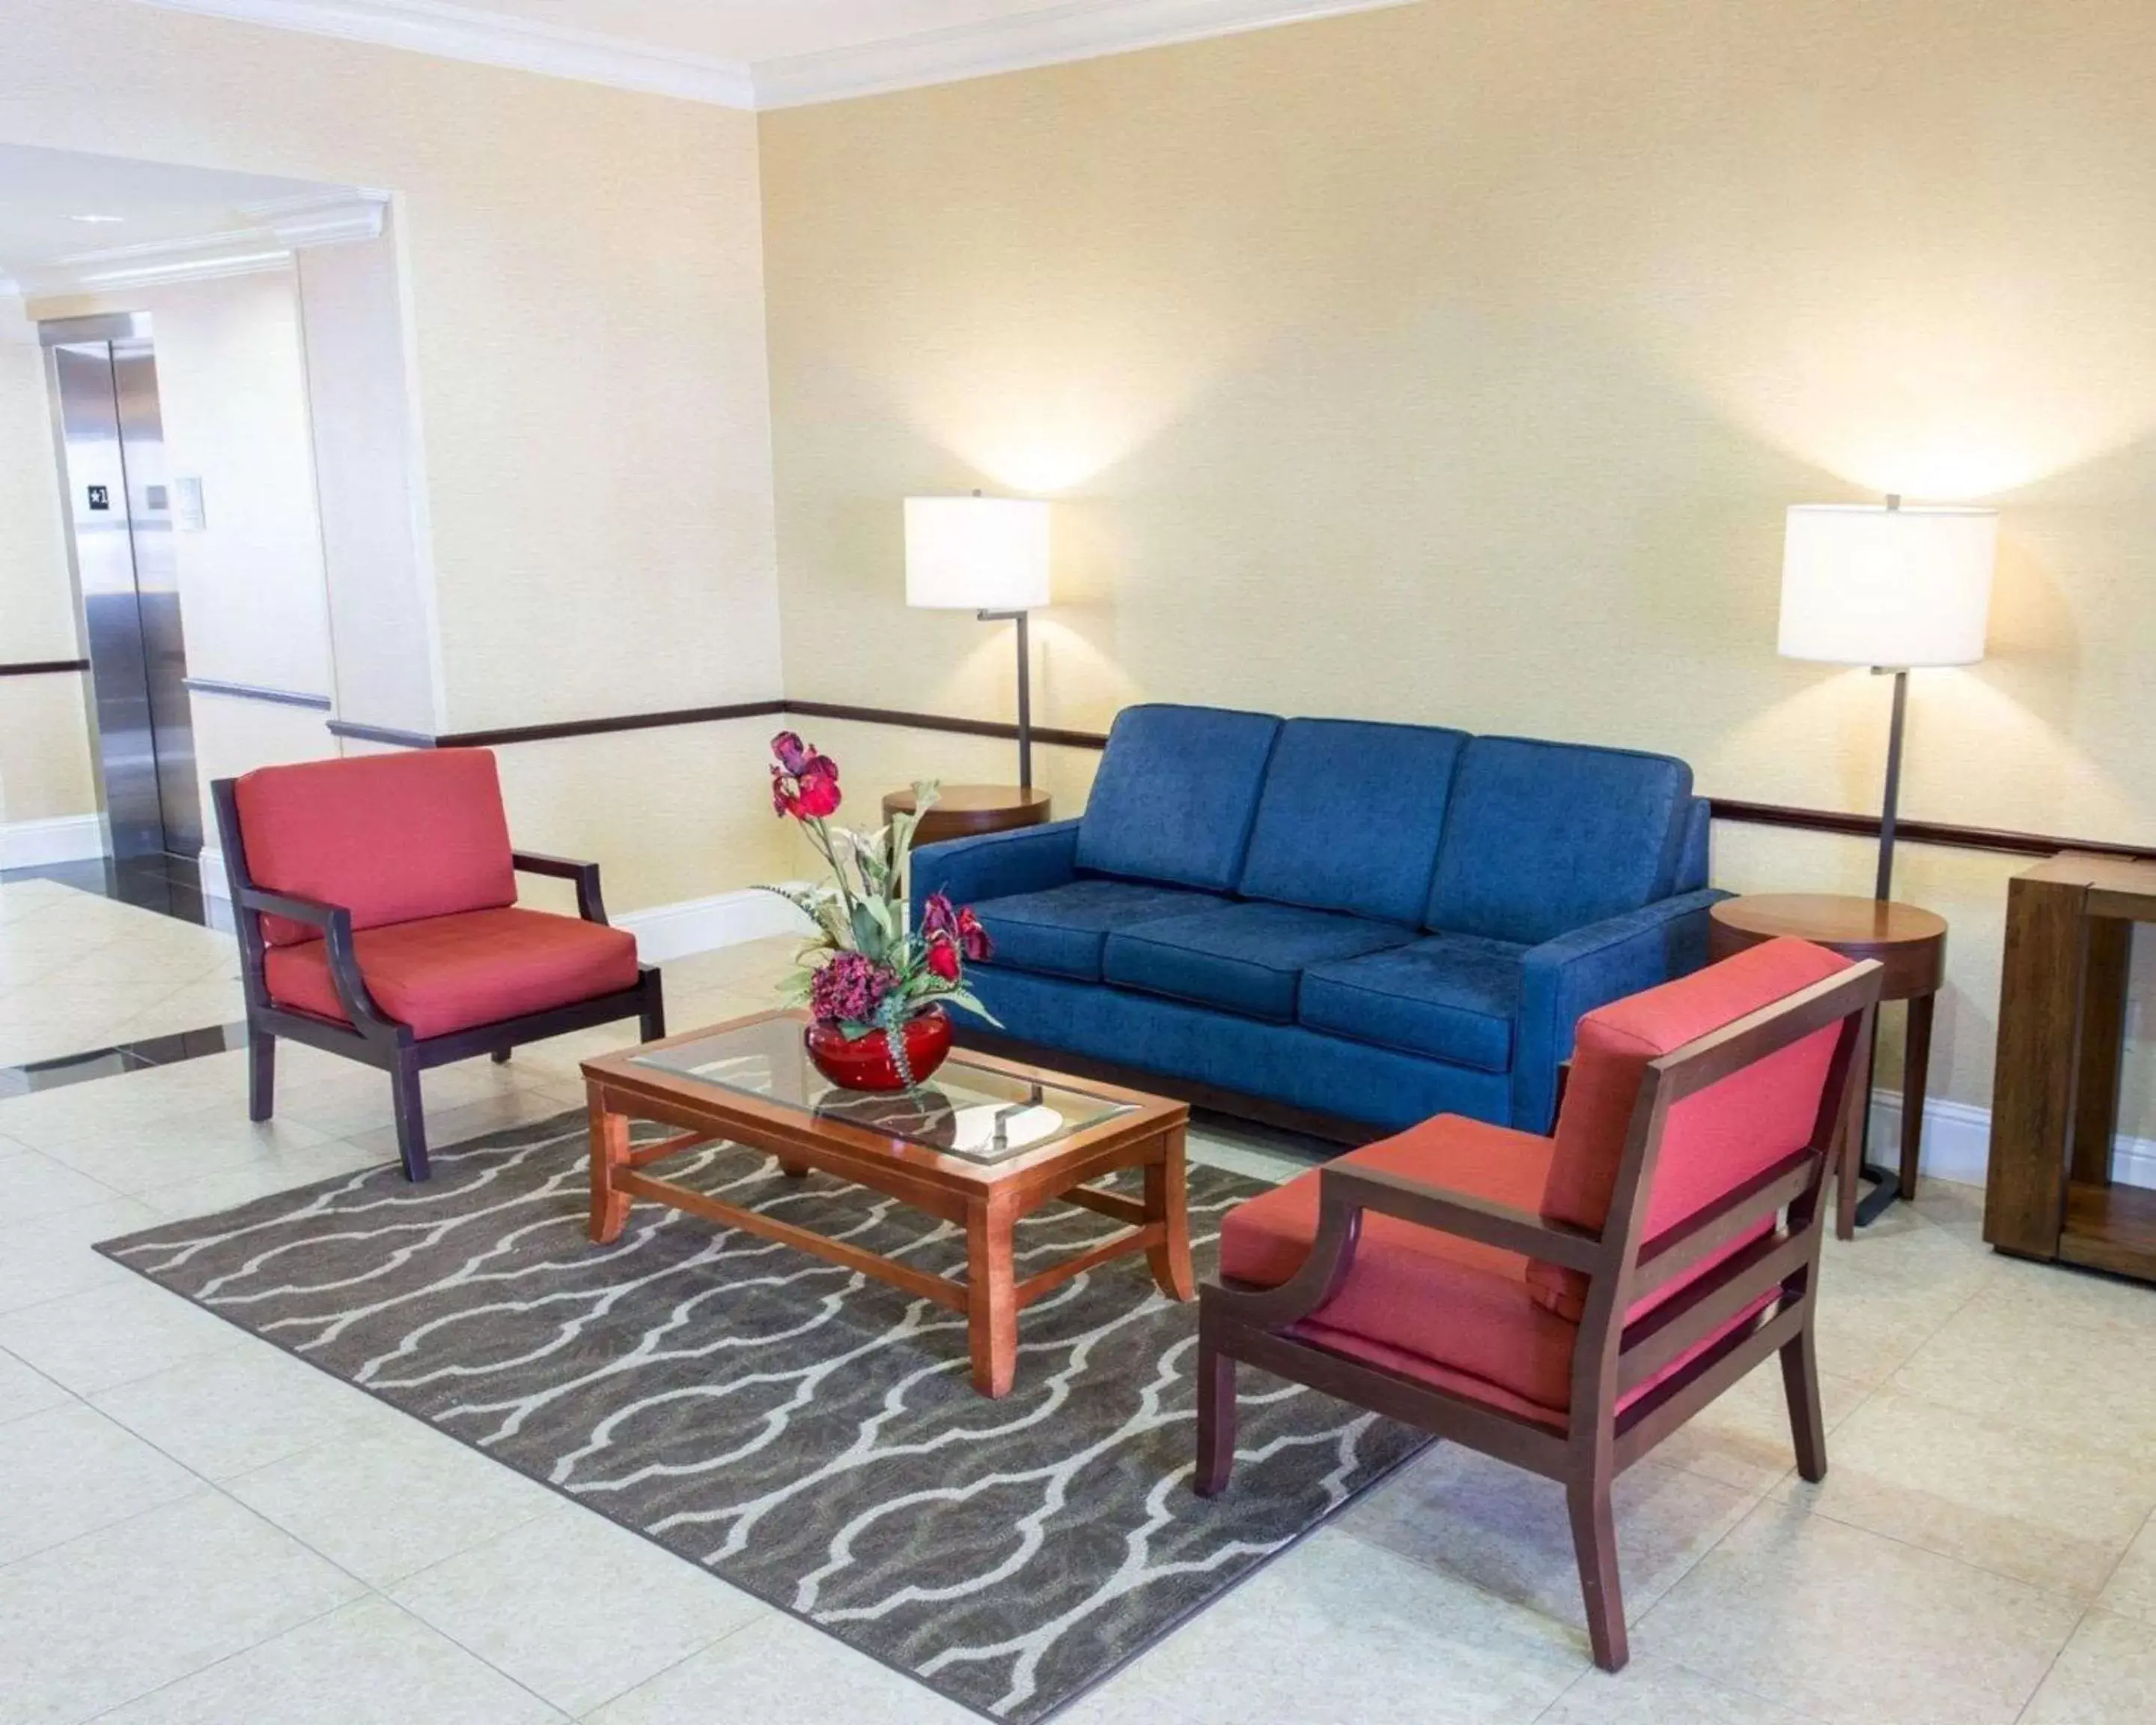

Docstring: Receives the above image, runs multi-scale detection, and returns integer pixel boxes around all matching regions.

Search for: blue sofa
[911,705,1726,1137]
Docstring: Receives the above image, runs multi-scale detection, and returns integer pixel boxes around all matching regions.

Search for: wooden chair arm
[1205,1153,1607,1332]
[1323,1165,1606,1272]
[231,886,399,1037]
[512,850,608,925]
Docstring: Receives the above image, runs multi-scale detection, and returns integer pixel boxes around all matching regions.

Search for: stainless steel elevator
[41,314,202,860]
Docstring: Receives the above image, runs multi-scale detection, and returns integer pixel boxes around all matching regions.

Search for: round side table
[882,784,1053,849]
[1708,893,1947,1238]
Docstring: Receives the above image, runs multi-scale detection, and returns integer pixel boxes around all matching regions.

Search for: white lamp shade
[904,496,1050,610]
[1778,504,1997,667]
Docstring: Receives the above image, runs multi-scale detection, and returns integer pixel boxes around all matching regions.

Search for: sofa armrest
[1512,886,1732,1132]
[514,850,608,925]
[910,818,1081,919]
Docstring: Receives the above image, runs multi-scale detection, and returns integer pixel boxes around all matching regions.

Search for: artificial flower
[794,755,841,817]
[809,949,895,1024]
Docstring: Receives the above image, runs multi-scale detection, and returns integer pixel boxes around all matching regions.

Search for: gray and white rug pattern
[98,1115,1426,1722]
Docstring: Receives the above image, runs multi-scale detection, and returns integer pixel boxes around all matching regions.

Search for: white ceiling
[0,144,349,286]
[134,0,1416,109]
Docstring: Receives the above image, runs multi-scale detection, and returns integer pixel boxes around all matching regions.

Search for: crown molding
[749,0,1419,108]
[134,0,1414,110]
[21,192,388,296]
[134,0,757,107]
[31,228,295,294]
[242,189,390,246]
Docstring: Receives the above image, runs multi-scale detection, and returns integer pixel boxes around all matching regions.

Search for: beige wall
[2,0,793,903]
[759,0,2156,1140]
[0,296,97,829]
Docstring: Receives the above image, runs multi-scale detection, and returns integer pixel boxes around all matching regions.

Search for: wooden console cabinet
[1985,852,2156,1281]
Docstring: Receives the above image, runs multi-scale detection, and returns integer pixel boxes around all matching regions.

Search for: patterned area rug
[97,1113,1427,1723]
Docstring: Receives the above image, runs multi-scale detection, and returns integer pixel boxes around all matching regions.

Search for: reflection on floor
[1,851,224,931]
[0,877,246,1080]
[2,906,2155,1723]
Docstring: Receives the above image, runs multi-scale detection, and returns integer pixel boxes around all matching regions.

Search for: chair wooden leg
[390,1053,430,1183]
[1567,1472,1628,1672]
[490,1047,512,1065]
[1780,1321,1829,1483]
[1193,1324,1238,1497]
[247,1029,275,1122]
[640,978,666,1044]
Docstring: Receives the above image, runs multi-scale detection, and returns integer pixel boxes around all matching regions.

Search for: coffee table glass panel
[630,1014,1133,1164]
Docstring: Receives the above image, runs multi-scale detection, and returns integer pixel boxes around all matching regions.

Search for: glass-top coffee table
[581,1011,1193,1397]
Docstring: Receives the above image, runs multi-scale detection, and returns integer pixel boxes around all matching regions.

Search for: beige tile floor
[3,883,2156,1722]
[0,880,247,1068]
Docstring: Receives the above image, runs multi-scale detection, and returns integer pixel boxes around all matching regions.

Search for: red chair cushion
[234,750,516,946]
[1218,1112,1794,1429]
[264,907,639,1039]
[1221,1116,1580,1426]
[1531,937,1851,1320]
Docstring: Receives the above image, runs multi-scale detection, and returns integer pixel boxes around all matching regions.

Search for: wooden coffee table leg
[588,1092,631,1244]
[966,1193,1020,1397]
[776,1160,808,1178]
[1145,1127,1196,1300]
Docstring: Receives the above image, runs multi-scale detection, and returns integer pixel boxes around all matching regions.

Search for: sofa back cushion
[1237,719,1467,923]
[1074,704,1281,892]
[234,749,517,946]
[1529,937,1852,1319]
[1425,737,1692,945]
[1674,797,1713,892]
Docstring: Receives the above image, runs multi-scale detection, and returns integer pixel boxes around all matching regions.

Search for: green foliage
[761,778,999,1029]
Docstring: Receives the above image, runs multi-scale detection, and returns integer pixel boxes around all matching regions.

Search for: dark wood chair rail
[0,658,90,678]
[320,696,2154,865]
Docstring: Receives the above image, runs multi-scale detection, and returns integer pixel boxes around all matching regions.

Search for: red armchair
[213,749,664,1182]
[1195,937,1880,1670]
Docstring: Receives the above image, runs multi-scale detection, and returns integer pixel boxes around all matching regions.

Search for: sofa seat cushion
[265,907,639,1039]
[1103,902,1413,1023]
[1221,1116,1577,1422]
[970,880,1225,982]
[1299,934,1525,1071]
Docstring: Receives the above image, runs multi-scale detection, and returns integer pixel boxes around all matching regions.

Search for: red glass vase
[804,1007,953,1092]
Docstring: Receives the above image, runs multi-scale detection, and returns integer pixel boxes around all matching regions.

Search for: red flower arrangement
[757,732,996,1089]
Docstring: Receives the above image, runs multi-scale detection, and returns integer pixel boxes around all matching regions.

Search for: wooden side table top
[1710,892,1946,1000]
[883,783,1053,848]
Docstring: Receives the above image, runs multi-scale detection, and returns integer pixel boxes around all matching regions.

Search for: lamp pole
[1872,494,1907,902]
[1874,665,1908,901]
[978,606,1033,788]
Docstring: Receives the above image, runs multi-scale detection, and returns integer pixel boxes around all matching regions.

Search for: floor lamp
[1778,496,1999,900]
[1778,496,1997,1219]
[904,494,1052,788]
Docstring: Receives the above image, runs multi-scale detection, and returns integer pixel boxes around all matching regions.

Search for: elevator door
[45,317,201,860]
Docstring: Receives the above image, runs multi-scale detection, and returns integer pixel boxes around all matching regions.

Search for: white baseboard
[615,886,811,964]
[1,813,109,869]
[1867,1089,2156,1191]
[198,846,228,897]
